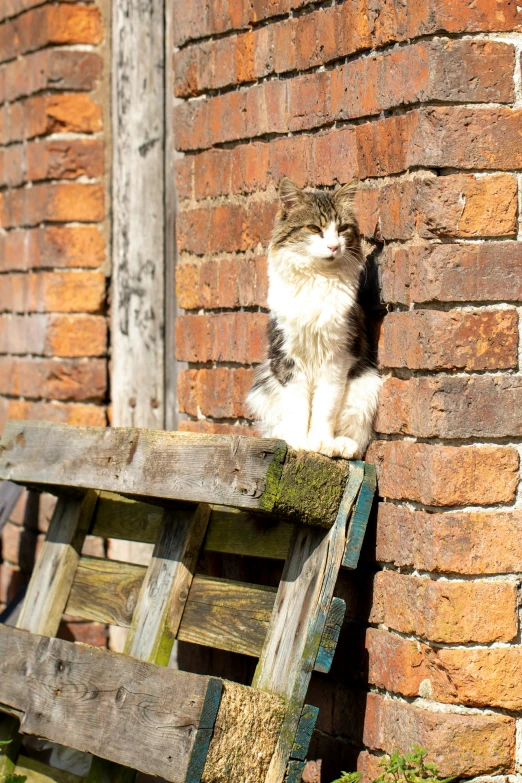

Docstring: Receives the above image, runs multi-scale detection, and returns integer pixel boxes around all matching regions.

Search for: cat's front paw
[307,435,361,460]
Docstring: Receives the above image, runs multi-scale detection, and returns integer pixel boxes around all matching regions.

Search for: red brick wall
[173,0,522,778]
[0,0,109,642]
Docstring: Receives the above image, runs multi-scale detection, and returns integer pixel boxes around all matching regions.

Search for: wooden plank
[252,465,363,783]
[0,421,287,513]
[66,561,344,667]
[0,480,23,533]
[315,597,346,674]
[285,760,306,783]
[290,705,319,761]
[342,462,376,569]
[0,625,222,783]
[111,0,165,432]
[93,495,294,560]
[16,490,98,636]
[0,422,354,526]
[124,503,210,665]
[15,755,84,783]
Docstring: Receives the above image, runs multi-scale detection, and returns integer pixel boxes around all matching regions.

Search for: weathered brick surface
[176,257,267,310]
[378,309,518,371]
[376,504,522,575]
[178,368,254,419]
[362,693,515,777]
[0,226,105,272]
[176,313,268,364]
[370,570,518,643]
[366,627,522,711]
[0,356,106,400]
[380,242,522,304]
[0,272,105,313]
[1,182,105,228]
[376,375,522,438]
[367,441,519,506]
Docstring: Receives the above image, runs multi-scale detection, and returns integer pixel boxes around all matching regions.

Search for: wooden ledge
[0,421,353,529]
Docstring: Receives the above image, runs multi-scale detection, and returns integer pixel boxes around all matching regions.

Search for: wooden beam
[0,625,222,783]
[343,462,377,569]
[252,465,364,783]
[0,421,354,526]
[124,503,210,665]
[111,0,166,431]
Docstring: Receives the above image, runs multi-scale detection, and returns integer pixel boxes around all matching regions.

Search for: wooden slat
[92,492,163,543]
[16,491,98,636]
[66,560,343,668]
[285,760,306,783]
[124,503,210,665]
[290,705,319,761]
[0,421,352,526]
[0,420,286,511]
[314,596,346,674]
[0,625,222,783]
[15,755,84,783]
[342,462,377,569]
[0,480,23,533]
[252,465,363,783]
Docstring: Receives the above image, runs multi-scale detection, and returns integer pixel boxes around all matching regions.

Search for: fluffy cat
[247,177,381,459]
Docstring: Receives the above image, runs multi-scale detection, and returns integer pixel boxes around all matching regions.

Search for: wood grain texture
[0,625,222,782]
[111,0,165,431]
[253,466,361,783]
[93,492,163,543]
[314,596,346,674]
[16,490,98,636]
[0,480,23,534]
[124,503,210,665]
[285,761,306,783]
[342,462,376,569]
[0,421,287,512]
[66,557,145,627]
[290,705,319,761]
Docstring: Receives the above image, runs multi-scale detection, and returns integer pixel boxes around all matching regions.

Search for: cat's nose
[327,243,339,252]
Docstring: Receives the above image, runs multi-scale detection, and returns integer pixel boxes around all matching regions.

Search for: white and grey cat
[247,177,381,459]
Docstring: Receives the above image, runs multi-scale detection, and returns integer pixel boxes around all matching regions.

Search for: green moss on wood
[258,441,288,512]
[272,450,350,528]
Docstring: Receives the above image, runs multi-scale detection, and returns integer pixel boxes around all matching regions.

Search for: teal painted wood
[342,462,376,570]
[185,677,223,783]
[315,597,346,674]
[285,760,306,783]
[290,704,319,761]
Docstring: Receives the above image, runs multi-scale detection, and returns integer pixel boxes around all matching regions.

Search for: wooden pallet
[0,420,376,783]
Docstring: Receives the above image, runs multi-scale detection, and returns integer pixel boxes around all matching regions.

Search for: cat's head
[270,178,361,269]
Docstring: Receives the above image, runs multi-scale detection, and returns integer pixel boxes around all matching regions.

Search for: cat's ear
[334,178,358,206]
[279,178,304,211]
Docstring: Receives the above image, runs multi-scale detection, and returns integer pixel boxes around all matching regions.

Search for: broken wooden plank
[252,467,363,783]
[0,625,222,783]
[314,597,346,674]
[342,462,376,569]
[0,421,352,526]
[290,705,319,761]
[16,491,98,636]
[124,503,210,665]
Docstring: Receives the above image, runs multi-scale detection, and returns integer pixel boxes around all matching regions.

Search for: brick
[0,5,102,63]
[177,257,267,310]
[1,521,22,565]
[375,504,522,575]
[178,367,254,418]
[1,49,103,104]
[357,174,518,241]
[178,420,258,436]
[380,242,522,305]
[231,141,270,195]
[25,138,104,181]
[312,127,357,187]
[174,157,194,201]
[194,148,232,199]
[0,271,105,313]
[81,535,104,558]
[366,627,522,712]
[0,313,107,356]
[268,135,313,189]
[377,375,522,439]
[178,200,277,256]
[0,356,106,401]
[367,440,519,506]
[0,93,102,145]
[1,226,105,272]
[176,312,268,364]
[0,562,28,604]
[1,183,104,228]
[2,399,107,428]
[378,309,518,371]
[58,621,107,648]
[370,570,518,644]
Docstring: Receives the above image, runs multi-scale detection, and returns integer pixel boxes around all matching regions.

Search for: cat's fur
[247,177,381,459]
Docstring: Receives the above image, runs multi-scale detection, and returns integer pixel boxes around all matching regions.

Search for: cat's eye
[338,224,352,234]
[307,225,322,235]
